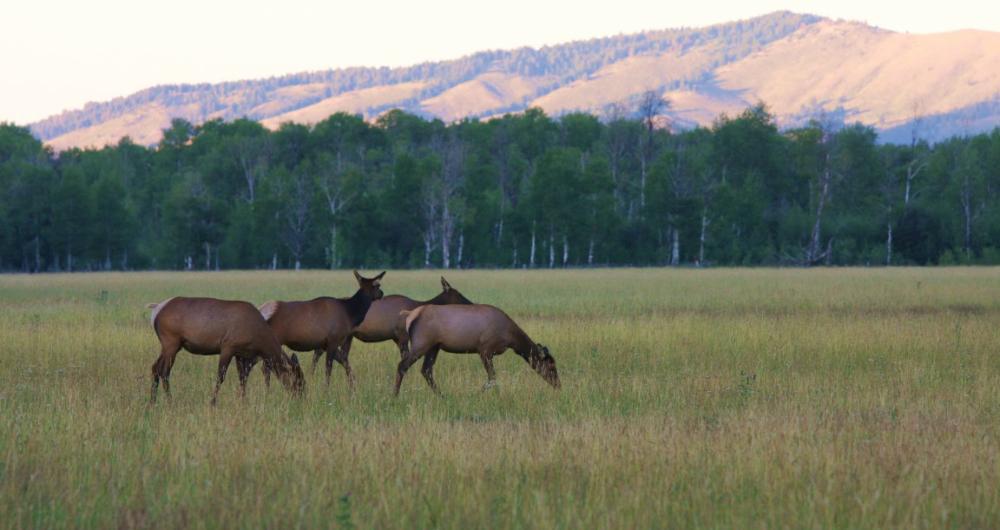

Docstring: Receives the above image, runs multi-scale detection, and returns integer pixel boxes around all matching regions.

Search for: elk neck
[510,326,538,361]
[343,289,377,328]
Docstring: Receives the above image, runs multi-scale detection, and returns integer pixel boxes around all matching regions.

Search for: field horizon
[2,268,999,528]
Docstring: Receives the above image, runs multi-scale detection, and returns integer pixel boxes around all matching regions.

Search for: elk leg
[160,354,178,398]
[395,326,411,357]
[393,356,421,397]
[394,336,408,357]
[211,351,235,406]
[394,342,430,397]
[479,350,497,391]
[236,357,254,400]
[311,349,323,374]
[332,337,356,392]
[324,345,336,387]
[420,347,441,395]
[150,339,180,404]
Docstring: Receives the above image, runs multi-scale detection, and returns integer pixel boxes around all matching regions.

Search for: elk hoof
[482,380,498,392]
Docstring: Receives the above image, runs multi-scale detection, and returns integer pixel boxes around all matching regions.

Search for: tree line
[1,100,999,272]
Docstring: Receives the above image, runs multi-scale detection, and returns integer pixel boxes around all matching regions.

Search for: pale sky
[2,0,998,125]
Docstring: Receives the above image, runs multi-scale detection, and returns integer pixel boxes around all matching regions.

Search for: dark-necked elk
[147,297,305,405]
[341,276,472,363]
[394,304,560,395]
[259,270,384,389]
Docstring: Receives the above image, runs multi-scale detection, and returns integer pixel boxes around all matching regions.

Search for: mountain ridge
[27,11,1000,149]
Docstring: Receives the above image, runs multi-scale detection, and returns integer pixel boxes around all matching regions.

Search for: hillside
[715,22,1000,137]
[29,11,1000,149]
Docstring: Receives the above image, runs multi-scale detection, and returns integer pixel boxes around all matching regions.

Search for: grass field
[2,268,1000,529]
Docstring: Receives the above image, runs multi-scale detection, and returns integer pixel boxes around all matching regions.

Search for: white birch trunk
[808,154,832,264]
[424,233,433,268]
[886,222,893,266]
[698,207,708,267]
[548,231,555,269]
[441,198,453,269]
[670,228,680,266]
[529,223,536,268]
[639,157,647,213]
[904,160,926,207]
[327,199,338,270]
[962,183,973,259]
[329,226,338,270]
[240,155,257,204]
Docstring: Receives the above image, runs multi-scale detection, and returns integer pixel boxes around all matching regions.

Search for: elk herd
[146,272,560,404]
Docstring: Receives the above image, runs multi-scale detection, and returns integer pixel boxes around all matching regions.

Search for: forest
[1,100,999,272]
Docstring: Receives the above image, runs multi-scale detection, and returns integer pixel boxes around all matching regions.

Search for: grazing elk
[333,276,472,367]
[260,270,384,389]
[394,304,560,395]
[147,297,305,405]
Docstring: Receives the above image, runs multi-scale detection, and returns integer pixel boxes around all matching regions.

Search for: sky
[2,0,998,125]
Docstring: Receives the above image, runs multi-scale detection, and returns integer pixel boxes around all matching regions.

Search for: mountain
[29,12,1000,149]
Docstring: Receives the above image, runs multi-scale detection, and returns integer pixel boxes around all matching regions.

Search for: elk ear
[441,277,451,291]
[375,271,386,281]
[290,353,300,366]
[353,270,363,283]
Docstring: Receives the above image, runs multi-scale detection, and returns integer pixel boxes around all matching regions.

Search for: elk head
[354,270,385,301]
[271,352,306,396]
[439,277,473,305]
[530,344,560,389]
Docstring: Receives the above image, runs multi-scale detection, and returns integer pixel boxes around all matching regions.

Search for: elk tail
[259,301,280,322]
[400,306,425,355]
[147,297,176,328]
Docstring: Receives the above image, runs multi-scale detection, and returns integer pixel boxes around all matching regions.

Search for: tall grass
[1,268,999,528]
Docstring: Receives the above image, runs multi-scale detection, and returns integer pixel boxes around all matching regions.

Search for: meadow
[1,268,999,529]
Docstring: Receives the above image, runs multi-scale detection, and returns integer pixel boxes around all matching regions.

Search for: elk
[259,270,384,389]
[318,276,474,370]
[147,297,305,405]
[394,304,560,395]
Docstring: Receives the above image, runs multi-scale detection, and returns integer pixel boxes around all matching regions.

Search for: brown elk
[314,276,473,370]
[259,270,384,389]
[147,297,305,405]
[394,304,560,395]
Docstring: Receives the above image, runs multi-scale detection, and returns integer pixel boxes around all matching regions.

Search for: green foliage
[336,493,355,530]
[2,109,1000,271]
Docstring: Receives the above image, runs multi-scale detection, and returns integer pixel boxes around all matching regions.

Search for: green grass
[2,268,1000,529]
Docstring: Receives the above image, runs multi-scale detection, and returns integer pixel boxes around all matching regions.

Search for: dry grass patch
[1,268,999,528]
